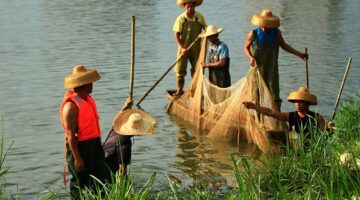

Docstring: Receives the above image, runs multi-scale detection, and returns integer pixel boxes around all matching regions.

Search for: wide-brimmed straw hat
[177,0,203,7]
[288,86,317,105]
[64,65,100,89]
[112,109,157,136]
[251,9,280,28]
[199,25,224,38]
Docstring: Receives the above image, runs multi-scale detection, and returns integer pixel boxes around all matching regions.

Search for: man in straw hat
[200,25,231,88]
[103,99,157,183]
[243,86,333,150]
[60,65,109,198]
[173,0,206,96]
[243,9,308,110]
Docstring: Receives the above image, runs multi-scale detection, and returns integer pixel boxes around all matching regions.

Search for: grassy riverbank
[1,91,360,199]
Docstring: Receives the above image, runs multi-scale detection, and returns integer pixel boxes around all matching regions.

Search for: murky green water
[0,0,359,198]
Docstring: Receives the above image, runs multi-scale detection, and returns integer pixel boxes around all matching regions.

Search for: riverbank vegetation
[0,117,14,199]
[1,91,360,199]
[227,91,360,199]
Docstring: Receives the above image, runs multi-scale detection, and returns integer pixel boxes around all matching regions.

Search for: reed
[0,116,14,199]
[330,90,360,150]
[228,90,360,199]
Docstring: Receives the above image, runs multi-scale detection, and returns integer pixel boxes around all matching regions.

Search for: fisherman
[173,0,206,96]
[103,100,157,183]
[60,65,109,199]
[243,86,333,150]
[200,25,231,88]
[243,9,308,110]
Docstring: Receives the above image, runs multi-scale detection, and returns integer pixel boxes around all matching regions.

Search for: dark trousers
[67,137,110,199]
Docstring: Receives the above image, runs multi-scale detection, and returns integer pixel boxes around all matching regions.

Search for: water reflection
[169,114,262,190]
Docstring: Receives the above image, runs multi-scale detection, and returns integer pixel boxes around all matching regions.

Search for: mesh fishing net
[166,39,287,153]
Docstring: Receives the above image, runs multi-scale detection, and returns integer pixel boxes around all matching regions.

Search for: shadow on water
[166,113,262,193]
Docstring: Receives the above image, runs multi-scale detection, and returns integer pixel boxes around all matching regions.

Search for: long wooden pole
[136,36,200,106]
[305,48,309,89]
[129,16,135,102]
[198,39,207,130]
[331,57,352,120]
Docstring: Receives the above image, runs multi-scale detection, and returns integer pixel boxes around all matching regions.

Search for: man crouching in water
[243,86,334,151]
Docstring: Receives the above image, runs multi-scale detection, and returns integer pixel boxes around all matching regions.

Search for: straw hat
[339,152,360,169]
[199,25,224,38]
[251,9,280,28]
[177,0,203,7]
[112,109,157,136]
[64,65,101,89]
[288,86,317,105]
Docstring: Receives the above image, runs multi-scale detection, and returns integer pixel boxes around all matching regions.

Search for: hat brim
[199,28,224,38]
[177,0,203,7]
[288,92,317,105]
[64,69,100,89]
[251,14,280,28]
[112,109,157,136]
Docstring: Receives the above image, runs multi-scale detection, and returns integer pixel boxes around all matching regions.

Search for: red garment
[60,91,101,141]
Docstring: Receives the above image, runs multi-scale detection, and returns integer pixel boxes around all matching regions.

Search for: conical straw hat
[288,86,317,105]
[64,65,100,89]
[199,25,224,38]
[112,109,157,136]
[177,0,203,8]
[251,9,280,28]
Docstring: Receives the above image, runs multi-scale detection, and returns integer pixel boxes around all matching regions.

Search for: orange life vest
[60,90,101,141]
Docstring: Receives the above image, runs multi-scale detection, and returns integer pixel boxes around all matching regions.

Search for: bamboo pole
[197,39,207,130]
[331,57,352,120]
[305,48,309,89]
[129,16,135,102]
[136,36,200,106]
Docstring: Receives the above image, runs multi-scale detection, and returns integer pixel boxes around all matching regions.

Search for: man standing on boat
[200,25,231,88]
[173,0,206,96]
[243,9,308,110]
[60,65,109,199]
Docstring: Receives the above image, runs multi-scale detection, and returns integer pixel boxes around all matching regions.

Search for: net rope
[167,39,287,153]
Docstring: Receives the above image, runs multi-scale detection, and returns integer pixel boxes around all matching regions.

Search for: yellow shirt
[172,11,206,33]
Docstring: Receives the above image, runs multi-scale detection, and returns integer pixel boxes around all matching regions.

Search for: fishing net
[166,39,287,153]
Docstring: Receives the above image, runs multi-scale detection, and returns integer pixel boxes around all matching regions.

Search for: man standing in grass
[103,99,157,184]
[173,0,206,96]
[60,65,109,199]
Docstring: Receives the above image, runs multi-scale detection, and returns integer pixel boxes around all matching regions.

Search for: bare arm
[243,101,289,121]
[318,115,325,130]
[277,30,308,60]
[201,58,228,68]
[62,102,84,172]
[243,31,256,67]
[120,98,133,112]
[174,32,187,55]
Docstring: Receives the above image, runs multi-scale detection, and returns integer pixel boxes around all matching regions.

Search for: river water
[0,0,359,198]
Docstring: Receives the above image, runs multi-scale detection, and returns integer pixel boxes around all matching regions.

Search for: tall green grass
[3,90,360,199]
[0,116,14,199]
[329,91,360,154]
[228,90,360,200]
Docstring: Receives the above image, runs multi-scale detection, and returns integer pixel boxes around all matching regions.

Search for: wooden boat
[163,40,286,153]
